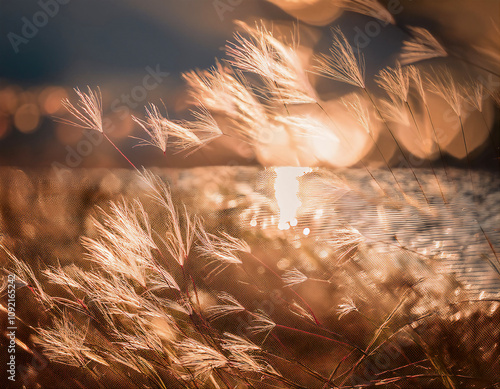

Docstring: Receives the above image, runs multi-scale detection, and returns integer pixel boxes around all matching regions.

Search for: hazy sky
[0,0,498,168]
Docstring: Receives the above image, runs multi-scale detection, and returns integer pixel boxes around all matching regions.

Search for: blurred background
[1,3,499,387]
[0,0,499,168]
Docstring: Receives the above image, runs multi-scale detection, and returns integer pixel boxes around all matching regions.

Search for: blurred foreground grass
[0,167,499,388]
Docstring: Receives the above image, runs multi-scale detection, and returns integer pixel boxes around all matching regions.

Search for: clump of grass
[3,171,499,388]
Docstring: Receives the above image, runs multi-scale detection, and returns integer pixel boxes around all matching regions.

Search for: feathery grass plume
[341,94,372,135]
[336,0,395,25]
[289,300,317,323]
[147,106,221,155]
[204,291,246,321]
[35,311,107,367]
[427,67,465,118]
[336,297,358,319]
[313,26,365,88]
[42,265,86,293]
[47,267,145,313]
[221,332,261,354]
[133,103,222,155]
[463,79,487,113]
[114,330,164,352]
[466,81,485,113]
[376,62,411,103]
[282,268,308,287]
[188,105,224,146]
[227,350,265,373]
[61,86,138,169]
[329,227,364,264]
[409,66,428,105]
[227,21,317,105]
[146,266,180,292]
[400,26,448,65]
[91,201,157,261]
[141,171,197,267]
[81,236,150,288]
[114,316,170,354]
[380,97,410,127]
[314,29,430,202]
[175,338,228,378]
[196,229,249,277]
[79,201,162,288]
[221,333,276,375]
[132,103,168,153]
[60,86,103,132]
[183,62,268,143]
[3,247,53,307]
[248,309,276,336]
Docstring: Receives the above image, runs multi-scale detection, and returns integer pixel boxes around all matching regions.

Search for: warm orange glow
[40,87,68,115]
[14,103,40,133]
[0,87,20,114]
